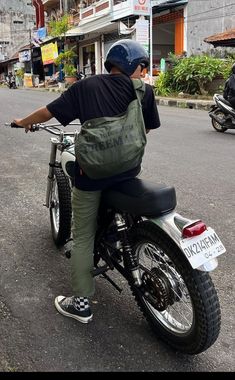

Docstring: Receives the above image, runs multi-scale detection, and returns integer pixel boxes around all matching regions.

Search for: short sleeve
[46,83,80,126]
[142,84,161,130]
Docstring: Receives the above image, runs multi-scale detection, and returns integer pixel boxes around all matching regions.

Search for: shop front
[40,39,59,84]
[79,40,101,76]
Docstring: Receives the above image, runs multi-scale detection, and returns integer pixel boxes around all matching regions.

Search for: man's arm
[14,106,53,132]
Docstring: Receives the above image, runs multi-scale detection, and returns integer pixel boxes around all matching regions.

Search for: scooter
[6,76,17,89]
[209,93,235,132]
[8,121,226,355]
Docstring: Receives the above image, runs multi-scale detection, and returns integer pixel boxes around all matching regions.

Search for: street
[0,87,234,372]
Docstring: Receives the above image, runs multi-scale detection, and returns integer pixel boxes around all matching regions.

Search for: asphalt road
[0,87,234,372]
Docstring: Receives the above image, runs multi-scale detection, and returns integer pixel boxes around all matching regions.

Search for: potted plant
[54,49,77,84]
[49,14,78,85]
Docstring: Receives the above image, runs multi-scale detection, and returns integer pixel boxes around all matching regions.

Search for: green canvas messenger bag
[74,78,147,179]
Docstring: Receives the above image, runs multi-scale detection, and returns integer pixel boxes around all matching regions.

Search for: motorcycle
[9,121,226,355]
[209,93,235,132]
[6,75,17,89]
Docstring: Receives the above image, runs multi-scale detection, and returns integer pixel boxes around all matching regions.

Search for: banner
[41,42,58,65]
[135,18,149,53]
[24,74,33,88]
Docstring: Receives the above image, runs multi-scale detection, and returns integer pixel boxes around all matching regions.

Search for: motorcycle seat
[103,178,176,217]
[217,95,232,107]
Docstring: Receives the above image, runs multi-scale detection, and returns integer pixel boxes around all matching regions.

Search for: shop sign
[135,18,149,53]
[41,42,58,65]
[132,0,151,16]
[19,50,31,63]
[24,73,33,88]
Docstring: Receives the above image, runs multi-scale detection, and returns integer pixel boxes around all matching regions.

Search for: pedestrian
[223,63,235,108]
[13,39,161,324]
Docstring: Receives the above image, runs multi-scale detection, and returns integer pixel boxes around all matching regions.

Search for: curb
[155,96,213,111]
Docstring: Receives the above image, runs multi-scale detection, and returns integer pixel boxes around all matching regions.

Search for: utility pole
[29,28,33,74]
[149,4,153,79]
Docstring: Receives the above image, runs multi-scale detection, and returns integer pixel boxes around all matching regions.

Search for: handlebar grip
[11,122,24,128]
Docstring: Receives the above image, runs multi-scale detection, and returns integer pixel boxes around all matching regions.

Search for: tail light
[182,220,207,238]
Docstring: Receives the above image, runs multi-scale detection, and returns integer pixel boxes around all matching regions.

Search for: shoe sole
[54,297,93,324]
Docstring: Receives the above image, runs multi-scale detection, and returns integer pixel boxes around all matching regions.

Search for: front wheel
[49,167,72,247]
[130,221,221,354]
[211,110,228,132]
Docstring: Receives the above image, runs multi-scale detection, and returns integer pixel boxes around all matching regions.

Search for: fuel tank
[61,145,75,179]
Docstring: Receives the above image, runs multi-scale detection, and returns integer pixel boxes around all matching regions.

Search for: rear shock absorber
[115,213,142,286]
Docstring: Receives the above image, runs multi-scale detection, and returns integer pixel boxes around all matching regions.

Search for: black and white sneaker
[54,296,93,324]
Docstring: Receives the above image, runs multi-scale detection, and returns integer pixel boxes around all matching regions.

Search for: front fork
[45,139,58,208]
[115,213,142,286]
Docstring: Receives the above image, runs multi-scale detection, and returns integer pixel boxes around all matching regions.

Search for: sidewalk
[22,85,214,111]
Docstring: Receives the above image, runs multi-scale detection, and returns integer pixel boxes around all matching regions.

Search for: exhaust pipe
[209,112,227,126]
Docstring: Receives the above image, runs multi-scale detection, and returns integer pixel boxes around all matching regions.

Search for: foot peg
[65,250,71,259]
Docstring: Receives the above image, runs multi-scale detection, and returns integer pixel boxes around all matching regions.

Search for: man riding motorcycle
[223,63,235,108]
[12,39,161,324]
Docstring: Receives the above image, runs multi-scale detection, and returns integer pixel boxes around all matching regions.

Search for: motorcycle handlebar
[10,122,25,129]
[6,122,80,136]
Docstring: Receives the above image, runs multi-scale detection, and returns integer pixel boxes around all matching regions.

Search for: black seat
[102,178,176,217]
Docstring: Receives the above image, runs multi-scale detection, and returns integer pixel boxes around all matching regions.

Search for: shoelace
[61,297,74,307]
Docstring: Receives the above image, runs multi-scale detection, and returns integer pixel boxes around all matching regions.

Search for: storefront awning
[65,27,84,37]
[204,28,235,47]
[152,0,188,12]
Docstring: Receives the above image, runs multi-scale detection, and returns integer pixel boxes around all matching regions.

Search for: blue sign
[37,27,47,40]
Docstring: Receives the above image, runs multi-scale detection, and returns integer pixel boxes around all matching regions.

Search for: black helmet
[104,39,149,76]
[232,63,235,74]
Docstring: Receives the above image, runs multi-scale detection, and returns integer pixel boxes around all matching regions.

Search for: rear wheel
[212,110,228,132]
[49,168,72,247]
[130,221,221,354]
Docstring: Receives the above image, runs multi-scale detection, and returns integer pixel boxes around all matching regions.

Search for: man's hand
[13,119,32,133]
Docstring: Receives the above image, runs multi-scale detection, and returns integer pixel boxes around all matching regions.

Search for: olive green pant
[71,187,101,297]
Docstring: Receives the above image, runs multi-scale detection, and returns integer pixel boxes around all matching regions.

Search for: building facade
[1,0,235,82]
[186,0,235,55]
[40,0,235,78]
[0,0,35,61]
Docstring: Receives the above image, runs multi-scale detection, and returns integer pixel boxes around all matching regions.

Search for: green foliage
[55,49,77,77]
[154,72,173,96]
[49,14,70,38]
[15,67,25,79]
[173,55,229,95]
[154,54,235,96]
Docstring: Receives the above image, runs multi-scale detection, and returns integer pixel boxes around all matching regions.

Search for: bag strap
[131,78,146,106]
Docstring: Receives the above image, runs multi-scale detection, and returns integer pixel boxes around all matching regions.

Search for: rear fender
[148,212,218,272]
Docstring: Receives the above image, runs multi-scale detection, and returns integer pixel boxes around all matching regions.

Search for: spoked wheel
[212,110,228,132]
[130,221,221,354]
[49,168,72,247]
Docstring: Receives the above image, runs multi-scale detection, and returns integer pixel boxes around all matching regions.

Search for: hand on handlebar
[13,119,33,133]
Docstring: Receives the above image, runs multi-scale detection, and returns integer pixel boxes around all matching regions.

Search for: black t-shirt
[47,74,161,190]
[227,74,235,99]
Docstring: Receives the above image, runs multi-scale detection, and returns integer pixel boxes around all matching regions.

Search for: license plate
[180,227,226,269]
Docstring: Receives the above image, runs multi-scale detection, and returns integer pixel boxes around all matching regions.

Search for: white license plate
[180,227,226,269]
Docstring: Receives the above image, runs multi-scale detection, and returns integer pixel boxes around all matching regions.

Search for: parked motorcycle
[6,75,17,89]
[8,121,226,354]
[209,93,235,132]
